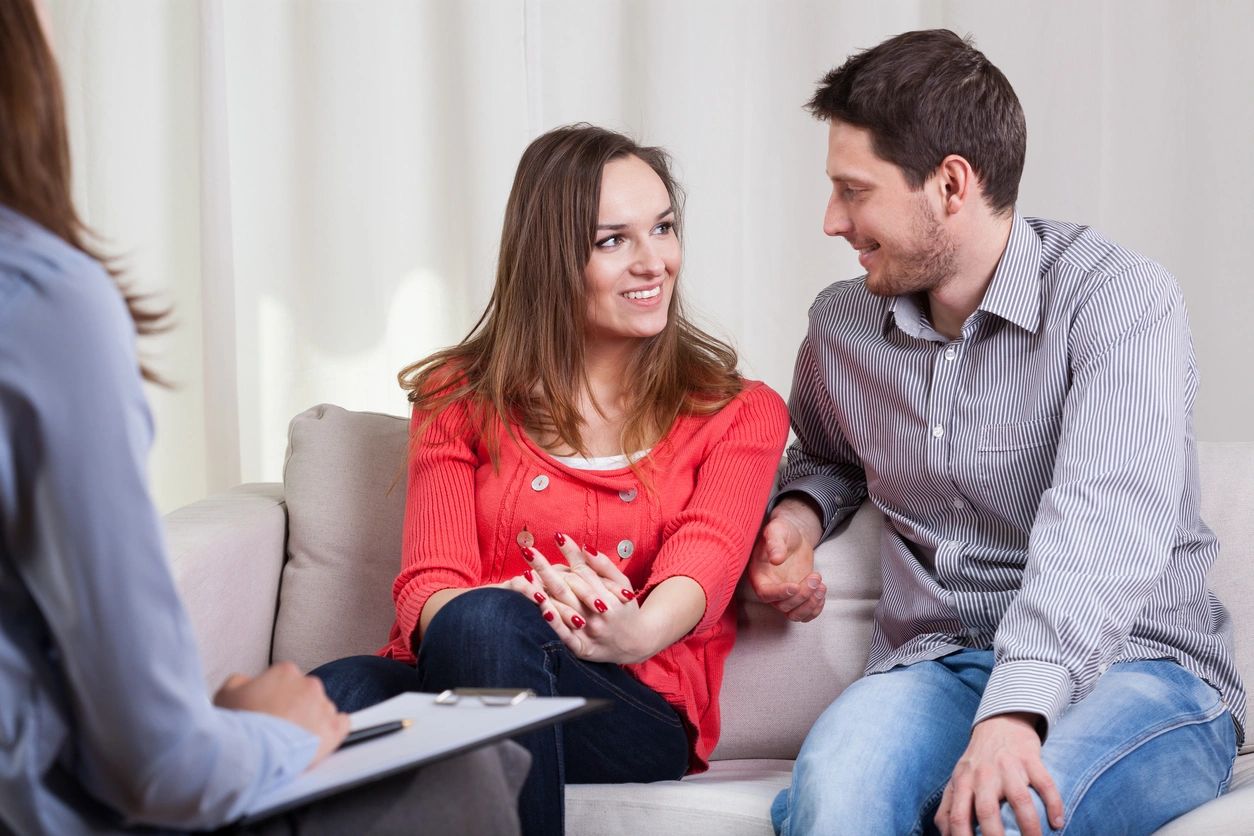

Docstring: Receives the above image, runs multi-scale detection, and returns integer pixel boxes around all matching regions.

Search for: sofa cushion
[1197,442,1254,754]
[272,404,410,672]
[566,758,790,836]
[710,503,881,761]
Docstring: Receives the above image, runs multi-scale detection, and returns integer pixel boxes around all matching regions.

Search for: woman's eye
[595,235,622,249]
[652,221,674,235]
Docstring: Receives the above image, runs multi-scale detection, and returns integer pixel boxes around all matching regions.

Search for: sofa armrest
[164,483,287,691]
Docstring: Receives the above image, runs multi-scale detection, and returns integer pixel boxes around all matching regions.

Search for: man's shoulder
[1027,215,1175,288]
[808,275,882,322]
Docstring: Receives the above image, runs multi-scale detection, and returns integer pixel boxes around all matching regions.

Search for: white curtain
[46,0,1254,511]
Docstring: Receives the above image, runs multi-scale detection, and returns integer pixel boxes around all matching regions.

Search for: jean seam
[1058,701,1227,824]
[911,781,948,836]
[544,640,683,727]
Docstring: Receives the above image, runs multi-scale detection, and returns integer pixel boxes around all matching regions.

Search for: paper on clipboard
[241,691,599,823]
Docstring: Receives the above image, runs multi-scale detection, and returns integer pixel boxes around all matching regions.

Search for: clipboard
[240,690,608,823]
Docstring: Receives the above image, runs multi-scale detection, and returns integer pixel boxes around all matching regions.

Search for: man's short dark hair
[807,29,1026,214]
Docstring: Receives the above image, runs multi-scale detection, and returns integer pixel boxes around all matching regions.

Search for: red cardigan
[379,380,789,772]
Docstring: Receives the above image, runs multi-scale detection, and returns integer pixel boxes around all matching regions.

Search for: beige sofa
[165,404,1254,834]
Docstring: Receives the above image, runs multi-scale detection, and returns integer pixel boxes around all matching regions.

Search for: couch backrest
[274,405,1254,761]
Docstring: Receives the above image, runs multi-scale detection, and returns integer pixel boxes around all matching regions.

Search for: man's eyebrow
[596,206,675,230]
[828,172,872,185]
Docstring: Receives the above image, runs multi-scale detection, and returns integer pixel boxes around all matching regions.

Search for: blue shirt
[0,206,317,833]
[780,214,1245,741]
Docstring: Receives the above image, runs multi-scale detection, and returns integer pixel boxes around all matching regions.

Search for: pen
[339,718,413,750]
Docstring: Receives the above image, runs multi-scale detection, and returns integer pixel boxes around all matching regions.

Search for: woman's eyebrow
[596,206,675,231]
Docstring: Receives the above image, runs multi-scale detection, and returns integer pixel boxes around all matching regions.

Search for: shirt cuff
[769,476,860,542]
[974,659,1074,738]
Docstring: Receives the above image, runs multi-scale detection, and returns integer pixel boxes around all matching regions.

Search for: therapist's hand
[214,661,350,766]
[748,497,826,621]
[935,713,1065,836]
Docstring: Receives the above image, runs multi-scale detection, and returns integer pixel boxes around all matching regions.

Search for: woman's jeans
[772,648,1238,836]
[312,588,690,836]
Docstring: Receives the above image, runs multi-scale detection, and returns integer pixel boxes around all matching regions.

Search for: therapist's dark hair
[807,29,1026,215]
[0,0,168,382]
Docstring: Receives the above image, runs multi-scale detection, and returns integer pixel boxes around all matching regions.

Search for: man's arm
[937,263,1194,836]
[749,333,868,620]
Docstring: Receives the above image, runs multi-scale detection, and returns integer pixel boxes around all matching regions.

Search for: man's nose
[824,195,851,238]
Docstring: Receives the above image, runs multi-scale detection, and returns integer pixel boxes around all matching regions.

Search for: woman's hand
[513,535,650,663]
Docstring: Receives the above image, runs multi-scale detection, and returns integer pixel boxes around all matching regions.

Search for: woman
[0,1,525,832]
[315,125,790,834]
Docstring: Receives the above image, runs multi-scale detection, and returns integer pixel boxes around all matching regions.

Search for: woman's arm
[526,384,791,664]
[0,255,334,829]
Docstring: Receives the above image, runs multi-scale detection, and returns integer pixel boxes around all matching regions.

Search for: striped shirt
[779,213,1246,741]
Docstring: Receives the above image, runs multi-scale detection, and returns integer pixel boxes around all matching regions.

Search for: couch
[165,404,1254,834]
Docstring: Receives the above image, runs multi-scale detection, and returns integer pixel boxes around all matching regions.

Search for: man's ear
[936,154,978,216]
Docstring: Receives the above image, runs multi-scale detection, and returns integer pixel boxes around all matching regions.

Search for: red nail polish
[594,599,607,613]
[523,569,534,583]
[554,532,566,546]
[543,611,555,622]
[622,589,635,600]
[534,592,546,604]
[571,615,585,629]
[583,543,596,555]
[521,546,533,561]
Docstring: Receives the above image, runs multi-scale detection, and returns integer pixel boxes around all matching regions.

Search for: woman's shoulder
[681,379,789,437]
[0,208,133,381]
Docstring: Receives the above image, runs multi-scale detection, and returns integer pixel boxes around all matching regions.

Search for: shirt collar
[881,212,1043,339]
[974,212,1042,333]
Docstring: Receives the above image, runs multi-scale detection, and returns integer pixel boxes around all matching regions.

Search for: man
[752,29,1244,836]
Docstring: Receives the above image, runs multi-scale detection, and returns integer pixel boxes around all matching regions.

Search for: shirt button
[616,539,635,559]
[944,346,957,361]
[531,475,549,491]
[516,530,535,548]
[932,425,945,438]
[952,497,965,510]
[619,487,638,503]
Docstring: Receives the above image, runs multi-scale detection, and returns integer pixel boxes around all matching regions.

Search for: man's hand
[935,713,1065,836]
[748,497,826,621]
[214,662,350,767]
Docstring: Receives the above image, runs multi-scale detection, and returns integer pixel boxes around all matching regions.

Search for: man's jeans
[772,649,1237,835]
[313,588,689,836]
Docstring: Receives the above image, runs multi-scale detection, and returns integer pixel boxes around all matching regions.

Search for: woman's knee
[310,654,422,712]
[418,587,553,686]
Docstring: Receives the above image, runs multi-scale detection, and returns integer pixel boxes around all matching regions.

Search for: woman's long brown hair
[399,124,743,469]
[0,0,168,382]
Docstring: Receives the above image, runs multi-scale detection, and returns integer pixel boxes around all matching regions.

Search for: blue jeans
[772,649,1236,836]
[312,588,689,836]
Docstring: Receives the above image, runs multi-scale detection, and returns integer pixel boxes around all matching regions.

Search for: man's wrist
[772,494,824,546]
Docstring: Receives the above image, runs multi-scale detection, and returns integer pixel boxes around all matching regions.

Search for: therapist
[0,1,526,832]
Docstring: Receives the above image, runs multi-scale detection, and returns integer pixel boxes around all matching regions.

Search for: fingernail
[523,569,534,583]
[622,589,635,600]
[543,611,555,622]
[533,592,546,604]
[583,543,596,554]
[521,546,534,561]
[571,615,585,629]
[594,599,607,613]
[554,532,566,546]
[807,577,820,589]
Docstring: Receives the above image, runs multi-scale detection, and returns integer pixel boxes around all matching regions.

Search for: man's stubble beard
[866,195,958,298]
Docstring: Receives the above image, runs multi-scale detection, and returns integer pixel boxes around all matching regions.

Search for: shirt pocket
[977,415,1061,452]
[973,415,1062,529]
